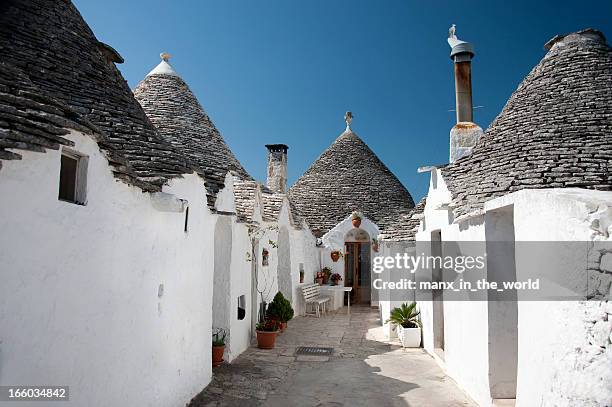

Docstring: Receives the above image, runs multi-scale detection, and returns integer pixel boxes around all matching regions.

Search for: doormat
[295,346,334,356]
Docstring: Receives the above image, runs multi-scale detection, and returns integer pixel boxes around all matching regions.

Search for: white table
[320,286,353,313]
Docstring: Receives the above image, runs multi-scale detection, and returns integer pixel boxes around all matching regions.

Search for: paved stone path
[188,306,475,407]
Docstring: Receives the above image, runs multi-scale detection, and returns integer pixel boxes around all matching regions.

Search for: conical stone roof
[378,198,426,242]
[134,58,252,208]
[288,128,415,235]
[442,29,612,219]
[0,0,193,191]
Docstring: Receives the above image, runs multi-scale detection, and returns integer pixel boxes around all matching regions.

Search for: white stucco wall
[486,189,612,407]
[415,170,492,407]
[0,131,215,407]
[227,221,253,362]
[416,170,612,407]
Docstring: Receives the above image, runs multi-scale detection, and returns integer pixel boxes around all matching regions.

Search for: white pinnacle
[146,52,179,77]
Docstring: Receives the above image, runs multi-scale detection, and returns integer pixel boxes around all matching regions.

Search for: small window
[184,206,190,233]
[237,295,246,320]
[58,149,88,205]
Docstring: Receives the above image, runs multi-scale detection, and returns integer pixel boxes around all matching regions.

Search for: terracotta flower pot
[256,330,278,349]
[352,218,361,228]
[330,251,341,262]
[316,277,324,285]
[322,275,329,285]
[331,279,340,286]
[212,345,224,367]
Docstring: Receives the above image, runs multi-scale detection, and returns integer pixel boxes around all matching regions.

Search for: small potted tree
[266,292,294,332]
[212,328,226,367]
[386,302,422,348]
[256,319,280,349]
[351,211,363,228]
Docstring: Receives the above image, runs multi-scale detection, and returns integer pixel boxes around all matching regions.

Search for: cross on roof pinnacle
[160,52,171,62]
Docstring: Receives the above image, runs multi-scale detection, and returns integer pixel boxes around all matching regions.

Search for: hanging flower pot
[351,211,363,228]
[330,250,341,262]
[372,238,379,253]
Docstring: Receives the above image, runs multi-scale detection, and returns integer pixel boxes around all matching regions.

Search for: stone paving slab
[188,306,475,407]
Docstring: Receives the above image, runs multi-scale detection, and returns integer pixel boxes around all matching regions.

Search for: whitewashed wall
[227,221,253,362]
[486,189,612,407]
[0,131,215,407]
[418,166,612,407]
[377,241,417,338]
[416,169,492,407]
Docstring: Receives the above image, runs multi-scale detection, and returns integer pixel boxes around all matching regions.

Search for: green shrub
[266,292,294,323]
[385,302,421,329]
[212,328,227,346]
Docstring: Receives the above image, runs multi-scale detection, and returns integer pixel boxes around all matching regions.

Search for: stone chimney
[265,144,288,193]
[447,25,483,163]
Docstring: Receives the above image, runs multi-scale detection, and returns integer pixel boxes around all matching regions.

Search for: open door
[344,242,371,304]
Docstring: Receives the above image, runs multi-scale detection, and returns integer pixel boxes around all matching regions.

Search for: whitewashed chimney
[447,26,483,162]
[265,144,288,193]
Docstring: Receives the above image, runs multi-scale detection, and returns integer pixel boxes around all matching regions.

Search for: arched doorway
[277,226,292,303]
[344,228,371,304]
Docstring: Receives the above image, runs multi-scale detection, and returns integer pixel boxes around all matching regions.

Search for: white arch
[322,214,379,250]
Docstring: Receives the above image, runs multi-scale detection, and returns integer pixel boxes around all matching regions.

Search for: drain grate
[295,346,334,356]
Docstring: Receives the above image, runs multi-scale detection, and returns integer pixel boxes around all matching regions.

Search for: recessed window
[58,149,88,205]
[237,295,246,320]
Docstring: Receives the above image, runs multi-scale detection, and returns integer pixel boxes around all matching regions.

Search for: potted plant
[351,211,363,228]
[212,328,227,367]
[372,237,379,252]
[321,267,332,284]
[256,319,280,349]
[315,271,324,285]
[385,302,422,348]
[330,273,343,286]
[330,250,342,262]
[266,292,294,332]
[299,270,304,283]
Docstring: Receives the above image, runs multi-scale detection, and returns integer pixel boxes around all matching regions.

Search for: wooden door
[344,242,371,304]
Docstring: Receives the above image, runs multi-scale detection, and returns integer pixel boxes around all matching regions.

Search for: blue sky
[75,0,612,201]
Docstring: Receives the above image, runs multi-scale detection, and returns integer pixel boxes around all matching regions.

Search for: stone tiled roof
[0,0,193,191]
[261,190,284,222]
[134,63,252,207]
[261,188,304,229]
[378,198,426,241]
[288,128,415,235]
[442,29,612,219]
[233,178,260,223]
[0,63,95,162]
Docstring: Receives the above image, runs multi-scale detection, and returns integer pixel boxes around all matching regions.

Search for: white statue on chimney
[447,24,467,49]
[448,24,457,39]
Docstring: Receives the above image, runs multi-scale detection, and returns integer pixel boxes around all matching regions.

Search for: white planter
[397,325,421,348]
